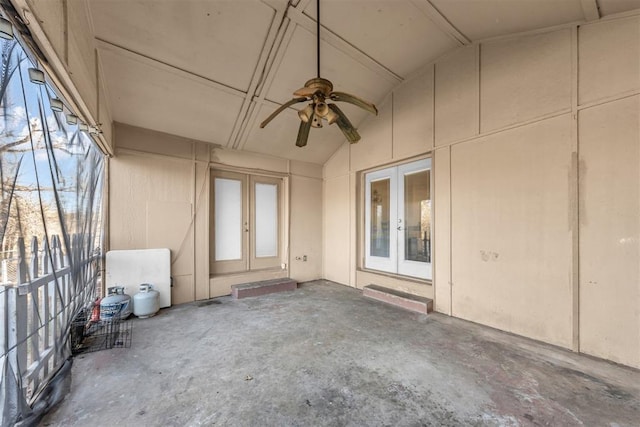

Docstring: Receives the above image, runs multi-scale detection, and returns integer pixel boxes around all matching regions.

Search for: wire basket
[71,314,132,354]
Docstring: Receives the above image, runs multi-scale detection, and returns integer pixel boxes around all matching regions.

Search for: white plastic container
[133,284,160,318]
[100,286,131,321]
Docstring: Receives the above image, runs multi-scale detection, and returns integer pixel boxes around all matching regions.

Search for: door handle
[397,226,403,231]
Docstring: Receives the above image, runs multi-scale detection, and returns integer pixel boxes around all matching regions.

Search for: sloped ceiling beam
[228,6,290,149]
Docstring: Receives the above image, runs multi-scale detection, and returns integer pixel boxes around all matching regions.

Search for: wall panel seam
[571,24,580,352]
[437,109,573,149]
[448,144,453,316]
[476,43,481,136]
[578,90,640,111]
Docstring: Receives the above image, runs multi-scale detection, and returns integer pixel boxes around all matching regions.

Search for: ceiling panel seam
[234,102,259,151]
[235,45,294,151]
[473,20,584,45]
[236,12,300,151]
[254,12,297,98]
[229,6,292,149]
[409,0,471,46]
[94,38,246,99]
[296,0,313,10]
[251,18,298,107]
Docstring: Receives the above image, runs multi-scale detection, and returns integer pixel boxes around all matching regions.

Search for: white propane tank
[100,286,132,321]
[133,284,160,318]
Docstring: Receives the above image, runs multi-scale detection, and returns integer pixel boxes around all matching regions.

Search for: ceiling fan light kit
[298,104,314,123]
[260,0,378,148]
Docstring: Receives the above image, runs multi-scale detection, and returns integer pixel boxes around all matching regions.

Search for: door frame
[361,156,432,281]
[210,168,286,276]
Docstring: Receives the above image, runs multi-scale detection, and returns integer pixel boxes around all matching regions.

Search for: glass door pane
[397,159,431,280]
[250,176,282,270]
[365,168,397,274]
[254,183,278,257]
[214,178,243,261]
[370,179,390,257]
[211,170,248,275]
[403,170,430,263]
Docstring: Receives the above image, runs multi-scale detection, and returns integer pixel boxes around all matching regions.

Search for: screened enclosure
[0,28,106,425]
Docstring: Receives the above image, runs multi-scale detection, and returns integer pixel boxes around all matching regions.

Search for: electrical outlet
[295,256,301,260]
[303,255,307,262]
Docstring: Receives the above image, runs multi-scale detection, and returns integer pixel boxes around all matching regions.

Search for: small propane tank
[100,286,132,321]
[133,284,160,318]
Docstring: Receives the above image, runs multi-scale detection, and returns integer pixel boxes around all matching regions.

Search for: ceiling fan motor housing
[304,77,333,96]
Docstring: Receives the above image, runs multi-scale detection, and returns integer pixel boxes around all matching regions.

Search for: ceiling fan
[259,0,378,147]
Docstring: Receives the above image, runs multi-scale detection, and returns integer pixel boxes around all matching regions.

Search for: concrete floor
[42,280,640,426]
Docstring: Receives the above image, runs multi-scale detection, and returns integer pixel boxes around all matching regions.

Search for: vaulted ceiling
[88,0,639,164]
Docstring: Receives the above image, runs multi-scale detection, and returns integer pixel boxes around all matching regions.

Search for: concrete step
[231,278,297,299]
[362,284,433,315]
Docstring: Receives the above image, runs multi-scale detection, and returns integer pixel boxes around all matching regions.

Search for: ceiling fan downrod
[317,0,320,79]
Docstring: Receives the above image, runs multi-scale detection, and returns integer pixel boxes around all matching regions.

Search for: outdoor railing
[0,234,100,405]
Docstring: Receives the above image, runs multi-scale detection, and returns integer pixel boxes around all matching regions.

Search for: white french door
[364,158,432,280]
[211,170,282,275]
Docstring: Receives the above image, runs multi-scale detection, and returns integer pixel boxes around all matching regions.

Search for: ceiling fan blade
[328,103,361,143]
[293,86,317,98]
[296,112,313,147]
[260,97,307,128]
[330,91,378,116]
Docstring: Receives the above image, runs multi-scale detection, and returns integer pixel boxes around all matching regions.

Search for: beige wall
[450,115,573,348]
[576,16,640,368]
[110,123,323,303]
[579,95,640,367]
[323,15,640,368]
[289,166,323,283]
